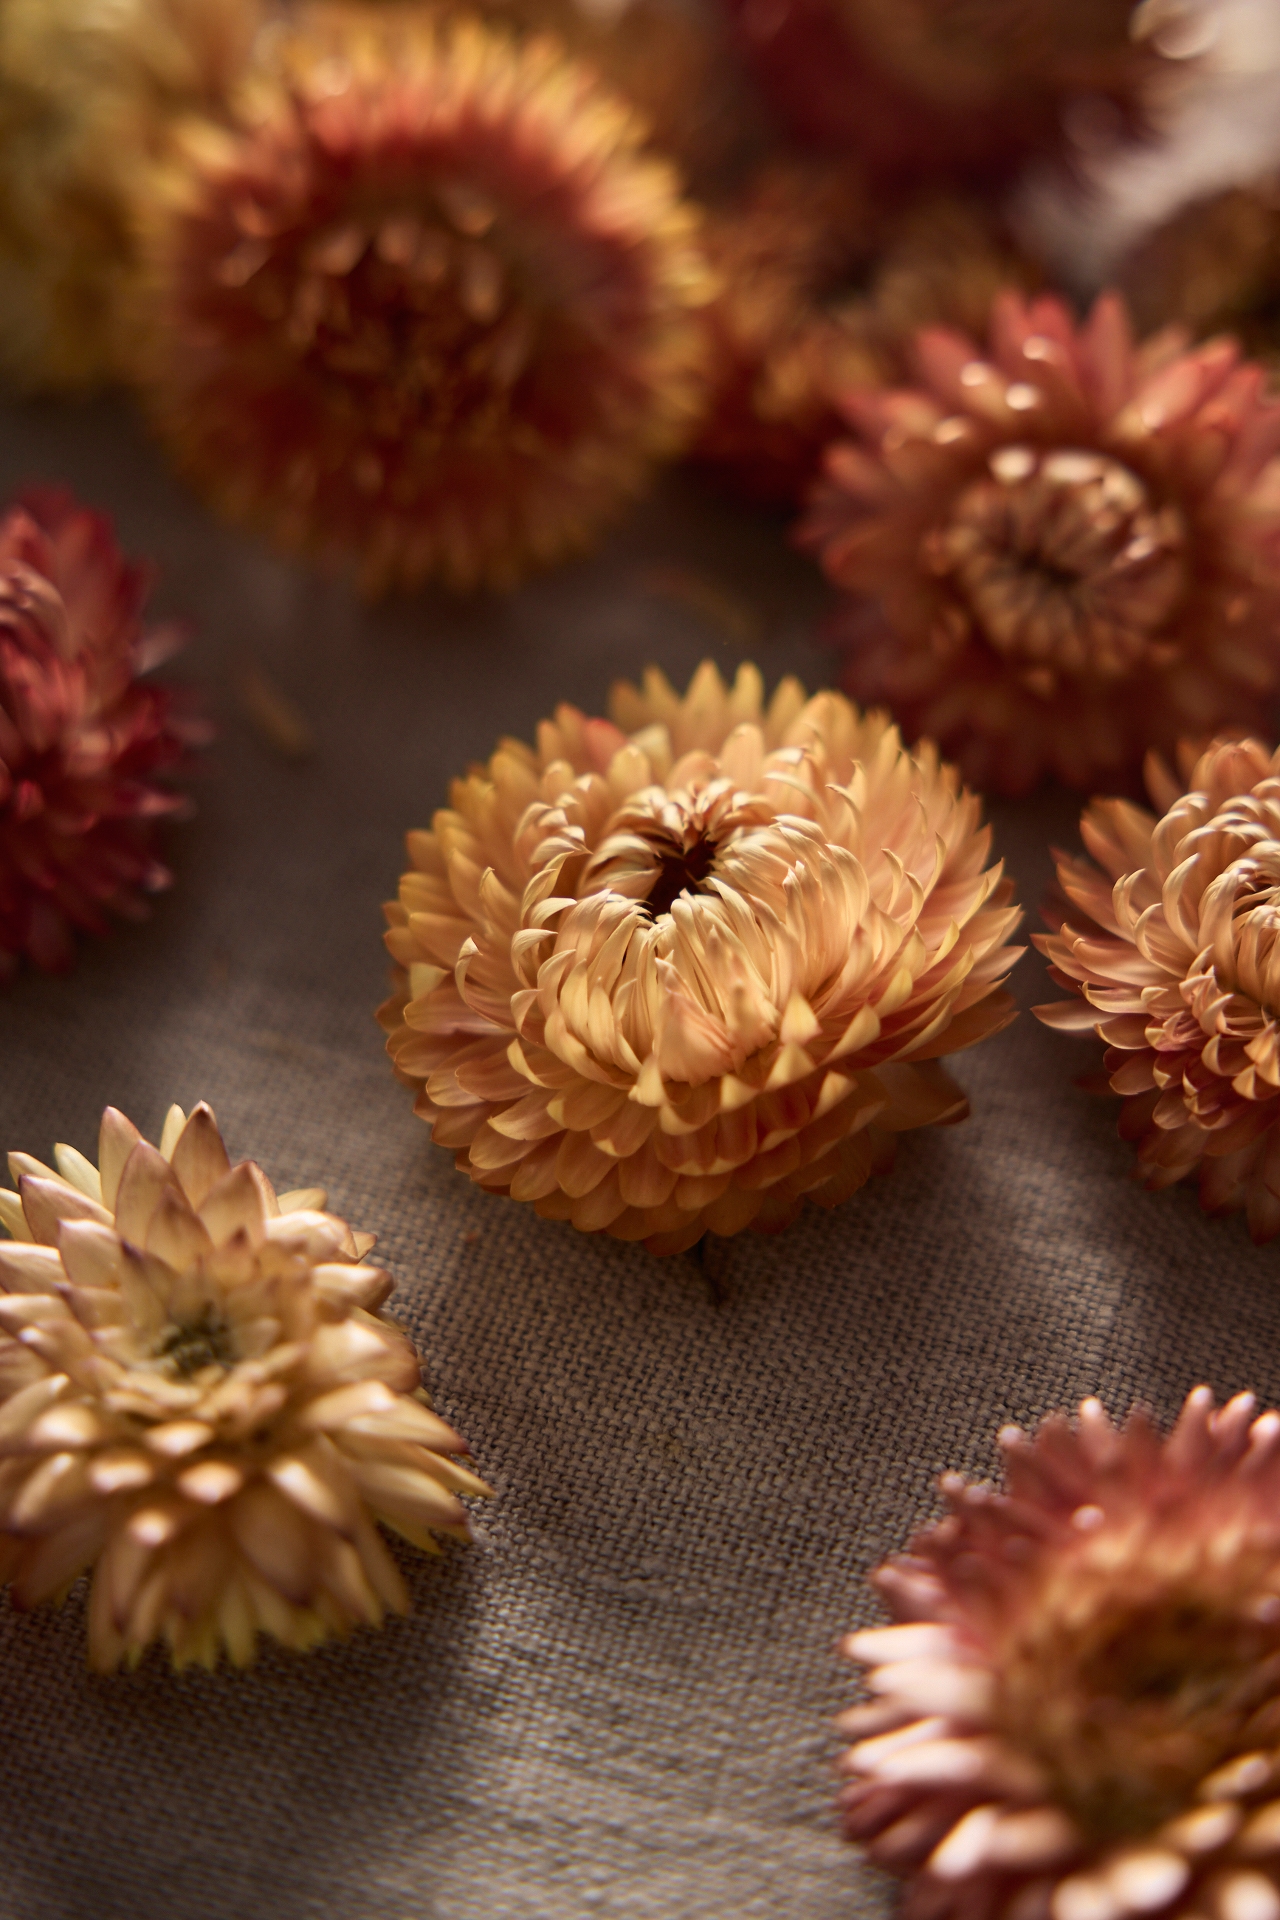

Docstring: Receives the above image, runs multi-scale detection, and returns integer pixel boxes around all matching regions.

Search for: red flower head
[841,1388,1280,1920]
[131,6,712,594]
[727,0,1176,187]
[0,488,201,978]
[805,292,1280,796]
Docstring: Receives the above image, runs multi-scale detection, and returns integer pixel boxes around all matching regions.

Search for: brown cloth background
[0,396,1276,1920]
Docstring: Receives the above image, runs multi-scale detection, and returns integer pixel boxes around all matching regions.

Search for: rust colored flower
[130,6,713,594]
[380,660,1021,1256]
[1035,736,1280,1242]
[727,0,1176,186]
[1121,182,1280,374]
[694,187,1040,507]
[805,291,1280,796]
[0,0,263,391]
[691,159,884,507]
[839,1388,1280,1920]
[0,487,203,980]
[0,1099,488,1669]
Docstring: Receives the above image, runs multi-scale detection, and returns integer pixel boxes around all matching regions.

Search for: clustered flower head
[1036,736,1280,1243]
[0,0,263,391]
[0,1100,486,1669]
[694,188,1040,508]
[805,291,1280,796]
[380,660,1021,1256]
[0,487,203,979]
[691,160,883,506]
[1122,183,1280,376]
[840,1388,1280,1920]
[130,4,713,594]
[726,0,1175,187]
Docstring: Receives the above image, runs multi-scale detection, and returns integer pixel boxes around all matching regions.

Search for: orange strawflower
[380,660,1021,1255]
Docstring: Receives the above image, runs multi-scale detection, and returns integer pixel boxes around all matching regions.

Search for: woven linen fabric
[1,396,1278,1920]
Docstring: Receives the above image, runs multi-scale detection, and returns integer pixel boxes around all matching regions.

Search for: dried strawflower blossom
[727,0,1176,186]
[692,160,884,507]
[0,1099,487,1668]
[695,189,1040,507]
[347,0,755,189]
[380,660,1021,1256]
[0,487,203,979]
[1035,736,1280,1243]
[839,1387,1280,1920]
[130,6,712,594]
[0,0,263,390]
[1121,182,1280,374]
[805,291,1280,796]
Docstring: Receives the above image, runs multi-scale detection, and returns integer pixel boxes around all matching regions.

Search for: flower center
[999,1576,1280,1842]
[155,1304,234,1379]
[642,829,719,918]
[253,195,539,462]
[580,788,753,920]
[926,447,1189,682]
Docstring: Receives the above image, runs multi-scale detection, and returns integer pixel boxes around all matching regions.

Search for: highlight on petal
[0,1100,487,1670]
[381,658,1023,1255]
[839,1389,1280,1920]
[1035,736,1280,1242]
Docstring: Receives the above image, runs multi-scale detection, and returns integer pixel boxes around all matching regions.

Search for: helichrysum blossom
[694,187,1039,508]
[0,1100,487,1669]
[1036,736,1280,1243]
[1121,183,1280,375]
[804,291,1280,796]
[0,487,203,979]
[0,0,263,390]
[379,661,1022,1257]
[839,1388,1280,1920]
[130,6,713,594]
[691,160,883,507]
[726,0,1175,187]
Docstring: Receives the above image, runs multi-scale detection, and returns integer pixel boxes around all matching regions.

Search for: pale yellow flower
[0,1099,487,1669]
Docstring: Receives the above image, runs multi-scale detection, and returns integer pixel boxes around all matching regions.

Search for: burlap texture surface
[0,397,1276,1920]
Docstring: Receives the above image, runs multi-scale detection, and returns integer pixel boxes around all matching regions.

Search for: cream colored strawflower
[0,1100,487,1670]
[840,1389,1280,1920]
[1037,738,1280,1242]
[380,661,1023,1256]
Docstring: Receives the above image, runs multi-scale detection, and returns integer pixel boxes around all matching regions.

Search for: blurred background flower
[1,0,1280,660]
[128,5,713,592]
[0,0,264,391]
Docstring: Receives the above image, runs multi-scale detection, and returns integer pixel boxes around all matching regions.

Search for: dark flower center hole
[157,1305,233,1378]
[643,833,718,919]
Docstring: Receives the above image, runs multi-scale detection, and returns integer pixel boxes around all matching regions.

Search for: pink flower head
[840,1388,1280,1920]
[805,292,1280,795]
